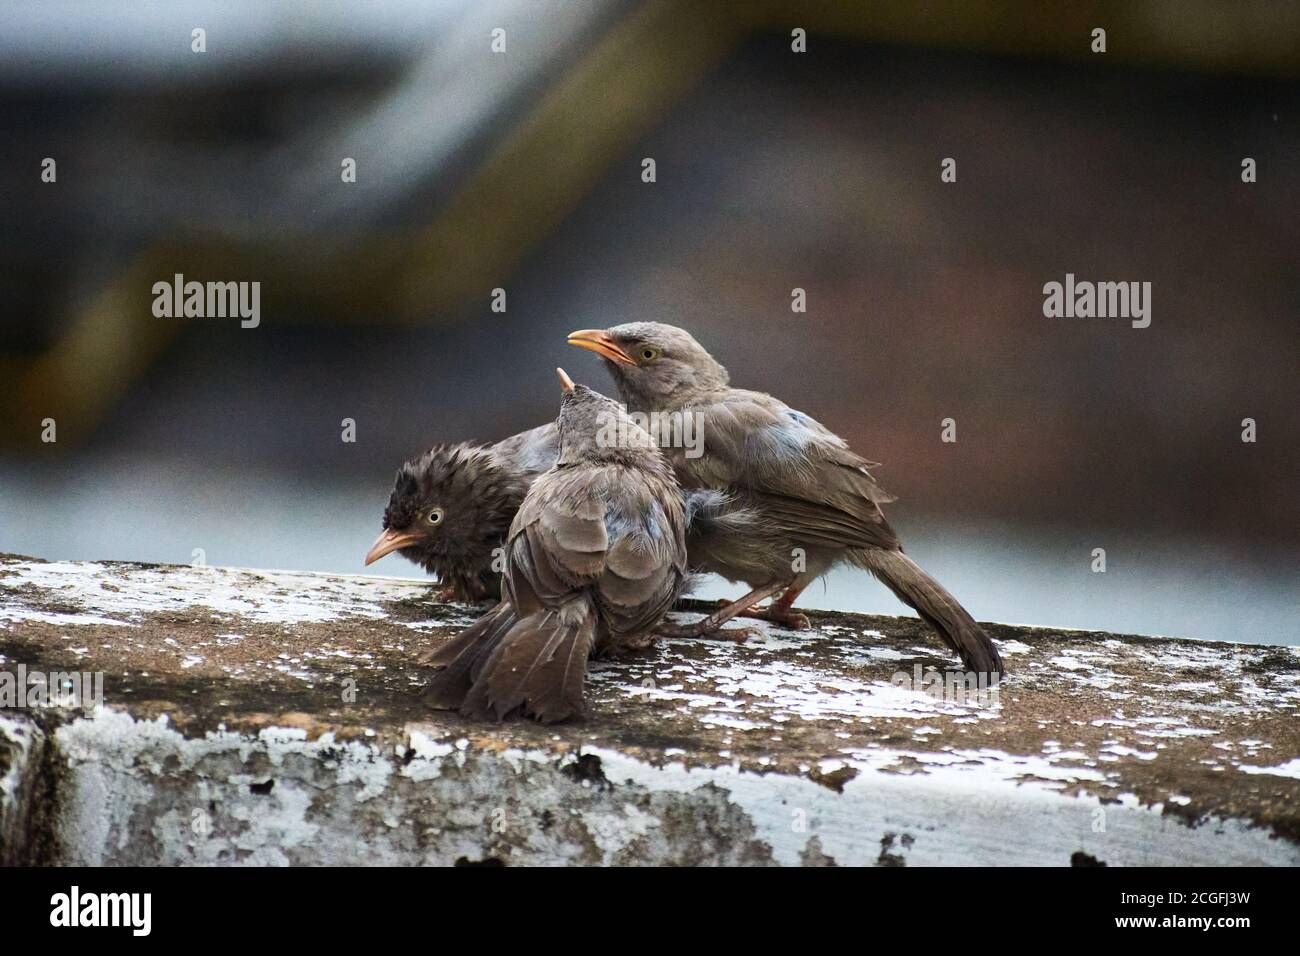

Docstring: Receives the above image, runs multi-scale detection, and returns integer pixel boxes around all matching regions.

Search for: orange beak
[567,329,635,366]
[556,367,575,392]
[364,527,421,566]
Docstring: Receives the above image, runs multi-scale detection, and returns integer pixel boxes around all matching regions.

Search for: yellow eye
[426,508,444,525]
[639,346,660,362]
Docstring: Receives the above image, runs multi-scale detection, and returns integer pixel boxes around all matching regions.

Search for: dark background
[1,1,1296,643]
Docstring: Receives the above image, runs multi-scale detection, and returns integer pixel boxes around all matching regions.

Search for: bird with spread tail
[567,322,1005,676]
[422,368,698,723]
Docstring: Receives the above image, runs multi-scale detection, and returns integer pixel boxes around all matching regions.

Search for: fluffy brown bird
[422,368,691,723]
[364,423,756,611]
[568,322,1005,676]
[364,425,557,601]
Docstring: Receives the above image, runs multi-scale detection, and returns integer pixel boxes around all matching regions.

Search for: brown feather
[421,601,517,710]
[462,603,597,723]
[587,321,1004,675]
[853,550,1004,675]
[422,382,689,723]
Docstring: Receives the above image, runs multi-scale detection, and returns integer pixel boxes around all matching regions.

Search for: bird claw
[621,633,659,652]
[737,604,810,630]
[773,611,811,630]
[655,622,754,644]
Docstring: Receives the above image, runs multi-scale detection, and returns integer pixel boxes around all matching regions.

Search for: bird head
[553,367,658,466]
[365,444,528,597]
[566,322,729,410]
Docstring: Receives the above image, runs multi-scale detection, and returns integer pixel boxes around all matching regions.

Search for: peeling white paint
[5,557,1298,866]
[1237,758,1300,780]
[0,560,430,627]
[0,607,137,628]
[4,706,1294,867]
[0,714,38,815]
[584,745,1299,867]
[605,656,999,728]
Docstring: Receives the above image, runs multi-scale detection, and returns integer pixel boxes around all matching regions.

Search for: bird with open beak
[364,424,557,602]
[422,368,693,723]
[567,322,1005,676]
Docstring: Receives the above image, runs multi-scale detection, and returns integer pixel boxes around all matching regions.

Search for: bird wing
[489,421,559,480]
[507,465,686,635]
[678,389,900,552]
[506,469,608,615]
[440,463,685,723]
[595,470,688,636]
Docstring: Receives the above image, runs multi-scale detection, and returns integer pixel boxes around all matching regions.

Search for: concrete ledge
[1,554,1297,866]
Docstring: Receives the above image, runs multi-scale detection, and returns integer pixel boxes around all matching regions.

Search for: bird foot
[428,584,497,605]
[655,621,755,643]
[621,633,659,652]
[736,604,811,630]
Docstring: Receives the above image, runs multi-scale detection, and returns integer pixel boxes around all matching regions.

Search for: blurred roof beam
[257,0,632,233]
[0,0,457,91]
[758,0,1300,78]
[5,0,1296,452]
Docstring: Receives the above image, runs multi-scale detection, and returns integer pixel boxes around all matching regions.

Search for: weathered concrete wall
[1,553,1297,866]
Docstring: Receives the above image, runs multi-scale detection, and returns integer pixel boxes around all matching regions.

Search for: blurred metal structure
[2,0,1297,449]
[2,1,1297,646]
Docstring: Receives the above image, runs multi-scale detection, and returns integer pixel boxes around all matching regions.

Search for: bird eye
[426,508,444,525]
[639,346,660,362]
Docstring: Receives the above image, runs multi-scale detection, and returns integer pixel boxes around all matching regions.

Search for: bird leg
[727,584,811,629]
[429,584,467,604]
[657,582,786,643]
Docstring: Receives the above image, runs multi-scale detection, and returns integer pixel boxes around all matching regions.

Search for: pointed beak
[567,328,635,366]
[556,367,575,393]
[364,527,421,566]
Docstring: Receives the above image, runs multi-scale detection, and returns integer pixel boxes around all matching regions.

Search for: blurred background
[1,0,1296,644]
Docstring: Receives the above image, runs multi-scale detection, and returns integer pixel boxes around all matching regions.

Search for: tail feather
[852,549,1004,676]
[461,599,597,724]
[422,601,517,710]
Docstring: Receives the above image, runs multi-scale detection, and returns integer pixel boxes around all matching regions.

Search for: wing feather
[678,392,900,552]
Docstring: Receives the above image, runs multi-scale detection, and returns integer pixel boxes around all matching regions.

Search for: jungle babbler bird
[366,422,761,607]
[364,424,557,602]
[422,369,693,723]
[567,322,1005,676]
